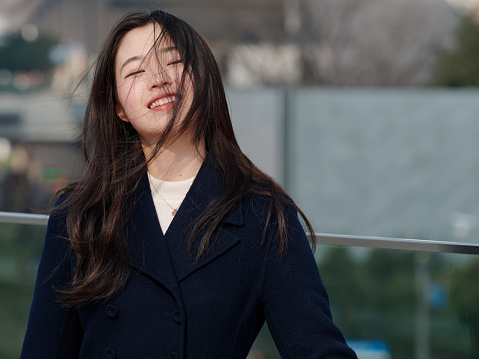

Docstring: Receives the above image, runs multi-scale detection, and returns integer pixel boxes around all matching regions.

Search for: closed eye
[168,59,182,66]
[125,70,144,78]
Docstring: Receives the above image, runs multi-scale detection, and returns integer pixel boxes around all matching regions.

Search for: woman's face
[115,23,193,146]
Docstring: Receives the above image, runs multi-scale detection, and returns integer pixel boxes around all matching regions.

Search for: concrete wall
[3,88,479,243]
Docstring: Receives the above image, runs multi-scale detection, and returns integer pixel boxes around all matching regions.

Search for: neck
[144,133,206,181]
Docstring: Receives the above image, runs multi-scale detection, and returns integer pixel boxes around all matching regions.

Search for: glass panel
[0,223,45,359]
[252,244,476,359]
[4,224,477,359]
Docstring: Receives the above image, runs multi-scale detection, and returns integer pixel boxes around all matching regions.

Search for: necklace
[148,173,193,216]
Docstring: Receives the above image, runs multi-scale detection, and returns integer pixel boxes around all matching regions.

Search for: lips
[148,94,177,109]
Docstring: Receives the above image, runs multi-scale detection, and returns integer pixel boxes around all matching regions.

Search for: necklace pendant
[172,209,178,216]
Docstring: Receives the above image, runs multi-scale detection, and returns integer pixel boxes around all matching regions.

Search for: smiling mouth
[149,96,177,110]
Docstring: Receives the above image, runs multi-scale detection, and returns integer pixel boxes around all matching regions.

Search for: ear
[116,103,129,122]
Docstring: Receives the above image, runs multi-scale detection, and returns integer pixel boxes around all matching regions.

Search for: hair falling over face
[114,22,198,160]
[55,10,316,306]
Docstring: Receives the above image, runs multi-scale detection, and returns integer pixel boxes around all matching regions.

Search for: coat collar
[128,151,244,286]
[183,151,244,226]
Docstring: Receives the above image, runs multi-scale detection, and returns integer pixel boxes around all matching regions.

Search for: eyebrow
[120,55,142,73]
[119,46,178,73]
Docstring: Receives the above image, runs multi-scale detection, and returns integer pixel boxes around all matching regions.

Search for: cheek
[117,82,141,114]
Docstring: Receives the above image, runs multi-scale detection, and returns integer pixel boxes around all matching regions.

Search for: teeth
[149,96,176,109]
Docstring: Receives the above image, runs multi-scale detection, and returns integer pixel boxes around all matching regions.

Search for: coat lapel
[163,152,245,282]
[127,152,245,286]
[128,173,181,295]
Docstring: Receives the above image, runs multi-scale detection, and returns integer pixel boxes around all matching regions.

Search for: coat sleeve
[20,201,83,358]
[262,207,357,359]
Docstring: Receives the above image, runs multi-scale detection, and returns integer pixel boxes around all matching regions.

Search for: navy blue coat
[21,153,357,359]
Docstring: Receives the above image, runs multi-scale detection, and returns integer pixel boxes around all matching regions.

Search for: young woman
[21,10,357,359]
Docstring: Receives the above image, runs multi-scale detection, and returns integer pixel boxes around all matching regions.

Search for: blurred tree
[318,247,368,337]
[363,249,415,311]
[0,33,57,72]
[450,258,479,358]
[301,0,459,87]
[227,0,459,87]
[319,247,418,357]
[432,15,479,87]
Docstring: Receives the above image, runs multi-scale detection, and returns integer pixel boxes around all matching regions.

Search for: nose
[149,71,170,89]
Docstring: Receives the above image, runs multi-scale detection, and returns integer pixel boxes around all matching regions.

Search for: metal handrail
[2,211,479,255]
[317,233,479,255]
[0,211,49,226]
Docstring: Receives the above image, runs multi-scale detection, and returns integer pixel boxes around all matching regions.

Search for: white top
[148,172,195,234]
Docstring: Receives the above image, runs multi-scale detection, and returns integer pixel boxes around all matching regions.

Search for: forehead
[115,23,175,69]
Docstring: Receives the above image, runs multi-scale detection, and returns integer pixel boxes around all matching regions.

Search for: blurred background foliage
[0,32,57,72]
[432,15,479,86]
[318,247,471,359]
[3,238,475,359]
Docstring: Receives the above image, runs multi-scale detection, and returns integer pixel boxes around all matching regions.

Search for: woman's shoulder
[239,181,301,237]
[45,190,72,239]
[246,179,296,212]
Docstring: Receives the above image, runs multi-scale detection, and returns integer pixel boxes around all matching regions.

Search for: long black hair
[57,10,316,306]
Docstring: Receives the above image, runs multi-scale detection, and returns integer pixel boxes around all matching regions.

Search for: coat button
[173,311,181,324]
[168,352,178,359]
[105,348,117,359]
[105,305,119,320]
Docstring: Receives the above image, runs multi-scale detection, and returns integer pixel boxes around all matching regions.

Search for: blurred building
[0,0,285,58]
[0,93,83,211]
